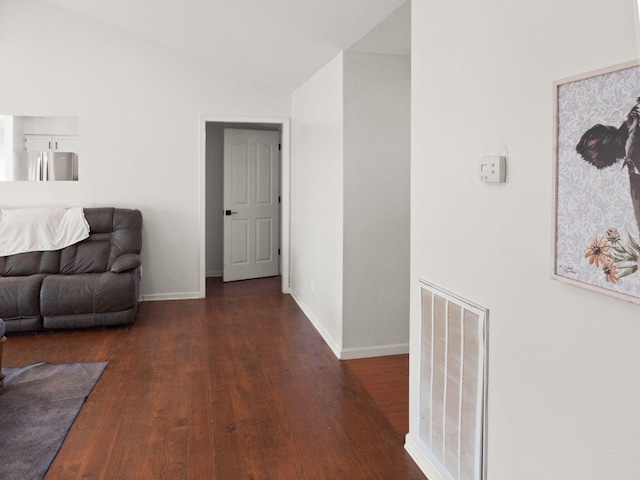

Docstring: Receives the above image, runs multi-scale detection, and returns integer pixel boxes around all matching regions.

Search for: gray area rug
[0,361,108,480]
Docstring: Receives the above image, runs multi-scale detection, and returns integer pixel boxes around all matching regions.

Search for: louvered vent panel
[418,280,488,480]
[419,287,434,445]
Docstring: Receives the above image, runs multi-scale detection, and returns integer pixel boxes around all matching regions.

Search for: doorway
[199,116,290,297]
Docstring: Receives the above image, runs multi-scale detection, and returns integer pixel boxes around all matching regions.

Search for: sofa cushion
[59,233,111,274]
[41,271,138,316]
[59,208,142,274]
[0,251,60,276]
[0,275,47,318]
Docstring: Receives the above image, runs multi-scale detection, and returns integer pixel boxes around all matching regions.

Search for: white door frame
[199,115,291,297]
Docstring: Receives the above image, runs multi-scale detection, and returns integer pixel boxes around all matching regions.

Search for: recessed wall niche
[0,115,79,181]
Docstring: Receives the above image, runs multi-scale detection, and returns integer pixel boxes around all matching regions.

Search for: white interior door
[223,129,280,282]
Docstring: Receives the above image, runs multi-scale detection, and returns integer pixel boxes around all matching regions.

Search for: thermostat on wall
[479,156,506,183]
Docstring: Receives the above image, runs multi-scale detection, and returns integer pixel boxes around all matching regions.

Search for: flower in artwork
[602,259,619,284]
[605,227,621,244]
[584,236,610,268]
[585,228,640,282]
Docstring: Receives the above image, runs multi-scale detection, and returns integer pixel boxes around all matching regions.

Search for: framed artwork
[553,60,640,304]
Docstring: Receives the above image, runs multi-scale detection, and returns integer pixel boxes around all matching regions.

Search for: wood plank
[3,277,425,480]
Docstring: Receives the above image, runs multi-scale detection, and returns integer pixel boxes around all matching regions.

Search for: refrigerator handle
[43,153,49,181]
[37,153,49,181]
[36,154,42,181]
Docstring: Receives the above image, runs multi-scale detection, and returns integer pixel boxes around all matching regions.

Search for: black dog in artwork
[576,124,628,169]
[576,98,640,233]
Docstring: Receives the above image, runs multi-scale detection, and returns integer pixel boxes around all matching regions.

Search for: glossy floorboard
[4,277,425,480]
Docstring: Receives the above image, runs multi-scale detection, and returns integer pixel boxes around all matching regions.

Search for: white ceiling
[39,0,410,92]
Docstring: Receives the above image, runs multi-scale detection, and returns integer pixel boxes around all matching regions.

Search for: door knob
[225,210,238,216]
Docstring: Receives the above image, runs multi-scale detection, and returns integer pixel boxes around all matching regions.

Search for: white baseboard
[289,288,410,361]
[339,342,409,360]
[404,434,448,480]
[140,292,202,302]
[289,289,342,359]
[206,271,223,277]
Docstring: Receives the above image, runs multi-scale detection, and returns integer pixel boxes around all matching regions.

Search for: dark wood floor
[344,354,410,436]
[4,277,425,480]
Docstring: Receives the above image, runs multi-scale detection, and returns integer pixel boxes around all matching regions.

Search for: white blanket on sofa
[0,206,90,256]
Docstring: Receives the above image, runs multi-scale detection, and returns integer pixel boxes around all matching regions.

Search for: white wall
[0,0,290,299]
[290,50,410,358]
[409,0,640,478]
[290,53,345,354]
[0,116,10,181]
[343,51,410,355]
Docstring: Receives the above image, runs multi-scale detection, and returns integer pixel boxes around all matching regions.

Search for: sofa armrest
[0,319,5,386]
[110,253,141,273]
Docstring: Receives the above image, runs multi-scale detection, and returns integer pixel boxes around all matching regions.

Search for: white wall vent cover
[417,280,488,480]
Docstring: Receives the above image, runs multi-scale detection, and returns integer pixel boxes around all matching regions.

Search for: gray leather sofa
[0,208,142,333]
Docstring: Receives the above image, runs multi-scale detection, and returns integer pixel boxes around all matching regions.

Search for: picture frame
[553,60,640,304]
